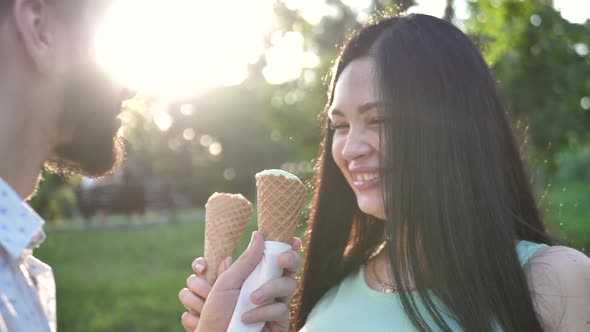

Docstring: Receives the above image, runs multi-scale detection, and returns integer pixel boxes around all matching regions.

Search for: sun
[94,0,275,99]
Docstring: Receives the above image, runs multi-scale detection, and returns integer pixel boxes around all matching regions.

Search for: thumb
[215,231,264,289]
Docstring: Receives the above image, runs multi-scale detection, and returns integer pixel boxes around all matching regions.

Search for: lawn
[34,182,588,331]
[36,210,261,332]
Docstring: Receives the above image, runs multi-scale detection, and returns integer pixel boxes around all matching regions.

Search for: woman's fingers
[186,274,212,300]
[278,249,302,278]
[181,312,200,332]
[291,237,302,251]
[246,237,301,306]
[192,257,207,277]
[195,232,265,332]
[179,288,206,314]
[250,276,297,305]
[192,237,300,282]
[217,256,232,279]
[215,231,265,289]
[192,256,232,285]
[241,301,290,325]
[182,233,271,332]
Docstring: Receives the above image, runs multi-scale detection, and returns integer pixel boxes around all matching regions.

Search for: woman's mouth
[352,172,380,191]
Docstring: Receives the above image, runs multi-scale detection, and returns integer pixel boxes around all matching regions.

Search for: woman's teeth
[353,173,379,182]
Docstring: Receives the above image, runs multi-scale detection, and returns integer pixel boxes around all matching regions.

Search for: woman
[180,14,590,331]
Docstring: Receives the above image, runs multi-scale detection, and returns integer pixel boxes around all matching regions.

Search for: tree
[465,0,590,175]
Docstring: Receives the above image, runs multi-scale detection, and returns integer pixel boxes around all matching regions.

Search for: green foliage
[262,1,361,162]
[555,144,590,182]
[121,86,299,205]
[28,172,78,221]
[465,0,590,173]
[542,181,590,252]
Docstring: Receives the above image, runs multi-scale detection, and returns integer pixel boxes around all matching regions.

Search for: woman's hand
[179,231,303,332]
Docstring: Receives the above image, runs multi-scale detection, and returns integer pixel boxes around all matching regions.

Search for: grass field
[34,182,588,331]
[36,210,261,332]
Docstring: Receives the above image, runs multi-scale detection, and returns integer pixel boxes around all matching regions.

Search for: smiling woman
[93,0,275,99]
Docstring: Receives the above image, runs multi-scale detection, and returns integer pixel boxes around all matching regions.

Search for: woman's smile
[349,168,381,191]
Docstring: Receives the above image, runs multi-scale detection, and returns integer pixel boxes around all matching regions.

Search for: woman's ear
[13,0,57,74]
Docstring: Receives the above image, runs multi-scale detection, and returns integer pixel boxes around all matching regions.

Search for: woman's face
[329,57,386,220]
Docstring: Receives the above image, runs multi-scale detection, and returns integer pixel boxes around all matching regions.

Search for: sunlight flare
[94,0,275,98]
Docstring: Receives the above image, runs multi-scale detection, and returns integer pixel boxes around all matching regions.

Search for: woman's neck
[365,243,418,292]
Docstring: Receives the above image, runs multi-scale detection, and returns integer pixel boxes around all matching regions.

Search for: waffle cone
[256,171,306,244]
[204,193,253,284]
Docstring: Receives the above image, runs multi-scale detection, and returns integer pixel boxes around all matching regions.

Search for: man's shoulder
[526,245,590,285]
[524,245,590,330]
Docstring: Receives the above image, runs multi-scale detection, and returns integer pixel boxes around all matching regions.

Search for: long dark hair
[293,14,554,331]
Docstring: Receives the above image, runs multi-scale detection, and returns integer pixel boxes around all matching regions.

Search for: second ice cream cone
[204,193,253,284]
[256,170,306,244]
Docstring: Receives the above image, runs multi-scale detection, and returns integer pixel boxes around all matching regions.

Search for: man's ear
[13,0,56,74]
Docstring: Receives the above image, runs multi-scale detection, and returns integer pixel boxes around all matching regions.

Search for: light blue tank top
[300,240,549,332]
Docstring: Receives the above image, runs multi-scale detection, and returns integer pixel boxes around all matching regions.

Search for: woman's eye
[330,122,349,130]
[369,118,388,125]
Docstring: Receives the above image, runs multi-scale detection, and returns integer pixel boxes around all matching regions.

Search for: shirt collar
[0,178,45,261]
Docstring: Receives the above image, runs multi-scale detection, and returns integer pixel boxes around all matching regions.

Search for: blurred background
[31,0,590,331]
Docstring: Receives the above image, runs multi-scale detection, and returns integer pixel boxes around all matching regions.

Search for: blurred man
[0,0,127,330]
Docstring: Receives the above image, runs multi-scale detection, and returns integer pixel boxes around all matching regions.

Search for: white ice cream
[255,169,302,183]
[205,192,249,207]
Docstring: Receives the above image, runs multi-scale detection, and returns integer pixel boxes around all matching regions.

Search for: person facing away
[0,1,302,331]
[0,0,127,330]
[179,14,590,332]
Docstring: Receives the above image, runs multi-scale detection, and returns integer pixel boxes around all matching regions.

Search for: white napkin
[227,240,292,332]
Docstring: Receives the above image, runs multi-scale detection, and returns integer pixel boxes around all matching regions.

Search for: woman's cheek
[332,136,346,169]
[370,129,380,152]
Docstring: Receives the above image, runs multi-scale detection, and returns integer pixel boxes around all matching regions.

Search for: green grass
[36,210,260,332]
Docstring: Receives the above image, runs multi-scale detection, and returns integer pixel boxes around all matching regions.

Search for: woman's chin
[357,201,386,220]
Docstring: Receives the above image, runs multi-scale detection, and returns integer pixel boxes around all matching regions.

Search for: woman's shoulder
[523,244,590,331]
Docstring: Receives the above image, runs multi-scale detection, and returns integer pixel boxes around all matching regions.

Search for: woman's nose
[341,129,371,161]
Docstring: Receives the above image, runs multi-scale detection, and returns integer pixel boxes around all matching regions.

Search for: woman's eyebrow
[329,101,383,117]
[358,101,384,114]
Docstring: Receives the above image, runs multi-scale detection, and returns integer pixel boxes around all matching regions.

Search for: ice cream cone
[204,192,253,284]
[255,170,306,244]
